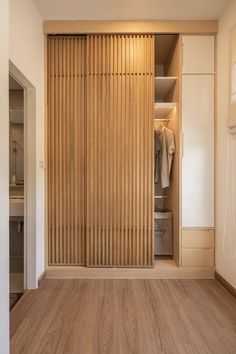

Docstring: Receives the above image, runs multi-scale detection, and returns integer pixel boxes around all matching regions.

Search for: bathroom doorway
[9,60,37,301]
[9,75,24,309]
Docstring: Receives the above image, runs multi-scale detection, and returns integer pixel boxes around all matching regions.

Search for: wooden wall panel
[43,20,218,35]
[86,35,154,267]
[47,36,86,265]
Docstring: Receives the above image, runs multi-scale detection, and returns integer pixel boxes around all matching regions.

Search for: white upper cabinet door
[182,36,215,74]
[182,75,214,228]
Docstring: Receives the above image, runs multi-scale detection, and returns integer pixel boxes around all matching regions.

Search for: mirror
[9,84,24,188]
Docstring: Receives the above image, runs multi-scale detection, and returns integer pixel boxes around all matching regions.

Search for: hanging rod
[154,196,171,199]
[154,118,170,122]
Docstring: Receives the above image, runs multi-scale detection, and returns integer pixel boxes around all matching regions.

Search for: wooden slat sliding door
[47,36,86,265]
[86,35,154,267]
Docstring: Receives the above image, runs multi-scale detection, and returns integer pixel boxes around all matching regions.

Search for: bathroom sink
[9,197,24,217]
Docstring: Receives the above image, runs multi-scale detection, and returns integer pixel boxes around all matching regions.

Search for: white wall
[9,0,45,286]
[0,0,9,351]
[217,0,236,288]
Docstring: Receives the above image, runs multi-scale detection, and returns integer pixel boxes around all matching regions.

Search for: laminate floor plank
[10,279,236,354]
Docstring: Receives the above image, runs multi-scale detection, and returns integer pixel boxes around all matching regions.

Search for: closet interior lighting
[154,102,176,109]
[154,196,171,199]
[154,102,176,119]
[154,118,170,122]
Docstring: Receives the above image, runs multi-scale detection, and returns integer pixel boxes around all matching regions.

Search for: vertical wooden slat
[74,38,78,263]
[48,38,51,263]
[47,36,86,265]
[124,35,128,266]
[116,36,121,266]
[110,35,114,266]
[137,35,141,265]
[48,34,154,267]
[71,38,75,263]
[62,38,66,264]
[86,34,154,267]
[55,38,59,264]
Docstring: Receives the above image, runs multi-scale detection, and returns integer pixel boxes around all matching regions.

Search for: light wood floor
[11,279,236,354]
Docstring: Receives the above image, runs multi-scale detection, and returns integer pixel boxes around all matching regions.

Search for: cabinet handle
[182,132,184,157]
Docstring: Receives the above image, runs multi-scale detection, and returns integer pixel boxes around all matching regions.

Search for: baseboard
[38,271,46,287]
[215,271,236,299]
[46,261,215,279]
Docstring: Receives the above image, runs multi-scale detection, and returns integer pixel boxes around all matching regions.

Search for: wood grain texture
[43,20,218,35]
[86,35,154,267]
[47,36,86,265]
[10,279,236,354]
[163,35,181,266]
[44,34,49,269]
[182,248,214,267]
[182,229,215,248]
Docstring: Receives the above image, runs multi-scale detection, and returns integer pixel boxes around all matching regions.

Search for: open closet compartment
[154,34,180,265]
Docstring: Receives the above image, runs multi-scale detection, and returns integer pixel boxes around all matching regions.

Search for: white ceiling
[34,0,230,20]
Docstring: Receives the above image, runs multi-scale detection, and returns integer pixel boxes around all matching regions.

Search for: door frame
[9,61,37,289]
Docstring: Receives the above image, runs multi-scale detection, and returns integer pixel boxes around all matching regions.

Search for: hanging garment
[160,127,175,188]
[154,130,162,184]
[154,127,175,188]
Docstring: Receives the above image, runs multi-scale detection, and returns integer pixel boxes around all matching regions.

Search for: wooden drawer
[182,229,214,248]
[182,248,214,267]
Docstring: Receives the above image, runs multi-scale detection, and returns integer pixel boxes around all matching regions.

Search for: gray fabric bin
[154,212,173,256]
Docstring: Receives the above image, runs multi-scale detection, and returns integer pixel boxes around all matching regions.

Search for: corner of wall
[216,0,236,289]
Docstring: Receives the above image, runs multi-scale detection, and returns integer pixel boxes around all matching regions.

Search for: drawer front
[182,248,214,267]
[182,229,215,248]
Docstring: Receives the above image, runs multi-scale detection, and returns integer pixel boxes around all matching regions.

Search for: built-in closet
[154,35,180,265]
[46,30,215,270]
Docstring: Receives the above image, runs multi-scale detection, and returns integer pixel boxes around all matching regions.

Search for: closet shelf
[154,102,176,119]
[155,77,177,101]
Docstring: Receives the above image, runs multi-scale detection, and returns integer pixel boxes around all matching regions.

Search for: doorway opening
[9,76,24,309]
[9,61,37,310]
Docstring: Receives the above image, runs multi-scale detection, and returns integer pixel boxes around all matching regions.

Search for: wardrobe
[46,28,215,269]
